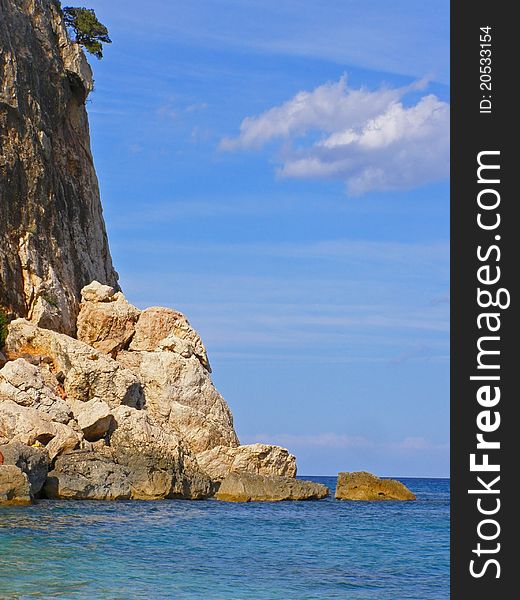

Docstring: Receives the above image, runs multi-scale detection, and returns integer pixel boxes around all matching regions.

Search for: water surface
[0,477,449,599]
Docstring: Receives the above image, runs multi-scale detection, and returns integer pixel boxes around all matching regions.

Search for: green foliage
[63,7,111,59]
[42,294,60,310]
[0,310,8,348]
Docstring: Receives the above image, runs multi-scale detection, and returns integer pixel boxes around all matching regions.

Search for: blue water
[0,477,449,599]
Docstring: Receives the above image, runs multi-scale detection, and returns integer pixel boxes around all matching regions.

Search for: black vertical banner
[451,2,515,598]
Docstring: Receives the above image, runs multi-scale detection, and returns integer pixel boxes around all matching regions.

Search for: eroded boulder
[216,472,328,502]
[117,350,238,453]
[0,441,49,497]
[335,471,416,501]
[0,358,72,424]
[4,319,144,409]
[110,406,213,499]
[70,398,113,442]
[44,450,131,500]
[0,464,31,504]
[0,400,80,459]
[77,285,141,356]
[129,307,210,371]
[80,281,116,303]
[197,444,297,481]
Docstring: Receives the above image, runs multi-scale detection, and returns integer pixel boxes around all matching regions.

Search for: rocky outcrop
[215,472,329,502]
[0,295,302,500]
[0,399,81,459]
[335,471,416,501]
[0,1,308,503]
[117,349,238,453]
[0,0,119,334]
[43,406,214,501]
[71,398,113,442]
[4,319,144,409]
[197,444,297,481]
[44,450,132,500]
[76,284,140,356]
[129,307,210,372]
[109,406,213,500]
[0,357,72,423]
[0,440,49,496]
[0,464,31,504]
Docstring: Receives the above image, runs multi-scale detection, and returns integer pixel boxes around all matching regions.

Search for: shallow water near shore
[0,477,449,599]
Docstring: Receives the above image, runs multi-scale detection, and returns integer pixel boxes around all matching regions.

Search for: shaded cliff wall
[0,0,119,334]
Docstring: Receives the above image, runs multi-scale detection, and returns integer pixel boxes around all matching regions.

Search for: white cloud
[220,75,449,195]
[244,432,375,449]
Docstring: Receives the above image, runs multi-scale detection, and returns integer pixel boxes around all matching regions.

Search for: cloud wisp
[243,432,449,452]
[220,75,449,195]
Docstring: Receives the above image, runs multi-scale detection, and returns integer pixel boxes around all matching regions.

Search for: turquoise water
[0,477,449,599]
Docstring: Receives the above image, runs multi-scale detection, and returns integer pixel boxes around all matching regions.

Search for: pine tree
[63,7,111,59]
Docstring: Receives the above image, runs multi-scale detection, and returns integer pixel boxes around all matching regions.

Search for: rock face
[0,399,81,459]
[0,440,49,496]
[130,307,210,372]
[0,0,119,334]
[44,407,214,500]
[0,357,72,423]
[197,444,297,481]
[335,471,416,501]
[4,319,144,409]
[216,472,329,502]
[0,464,31,504]
[76,284,140,356]
[109,406,213,500]
[117,349,238,453]
[44,450,132,500]
[0,1,304,502]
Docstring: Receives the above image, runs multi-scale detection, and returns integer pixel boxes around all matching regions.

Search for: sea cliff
[0,0,118,334]
[0,0,299,503]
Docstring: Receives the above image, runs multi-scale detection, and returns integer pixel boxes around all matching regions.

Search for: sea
[0,477,449,599]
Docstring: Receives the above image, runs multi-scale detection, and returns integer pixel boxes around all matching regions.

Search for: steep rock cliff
[0,0,118,334]
[0,1,300,501]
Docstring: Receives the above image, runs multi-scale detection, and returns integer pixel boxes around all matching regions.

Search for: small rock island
[335,472,416,501]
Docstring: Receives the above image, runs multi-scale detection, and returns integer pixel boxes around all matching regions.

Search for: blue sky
[83,0,449,476]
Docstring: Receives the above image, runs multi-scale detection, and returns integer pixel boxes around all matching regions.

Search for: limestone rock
[0,441,49,497]
[5,319,144,409]
[0,465,31,504]
[0,400,81,460]
[43,406,214,501]
[335,471,416,501]
[71,398,113,442]
[0,1,119,334]
[0,358,72,423]
[215,472,329,502]
[44,450,132,500]
[130,307,210,371]
[80,281,116,303]
[157,334,197,360]
[29,291,67,333]
[197,444,297,481]
[110,406,213,500]
[77,287,140,356]
[117,350,238,453]
[57,19,94,98]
